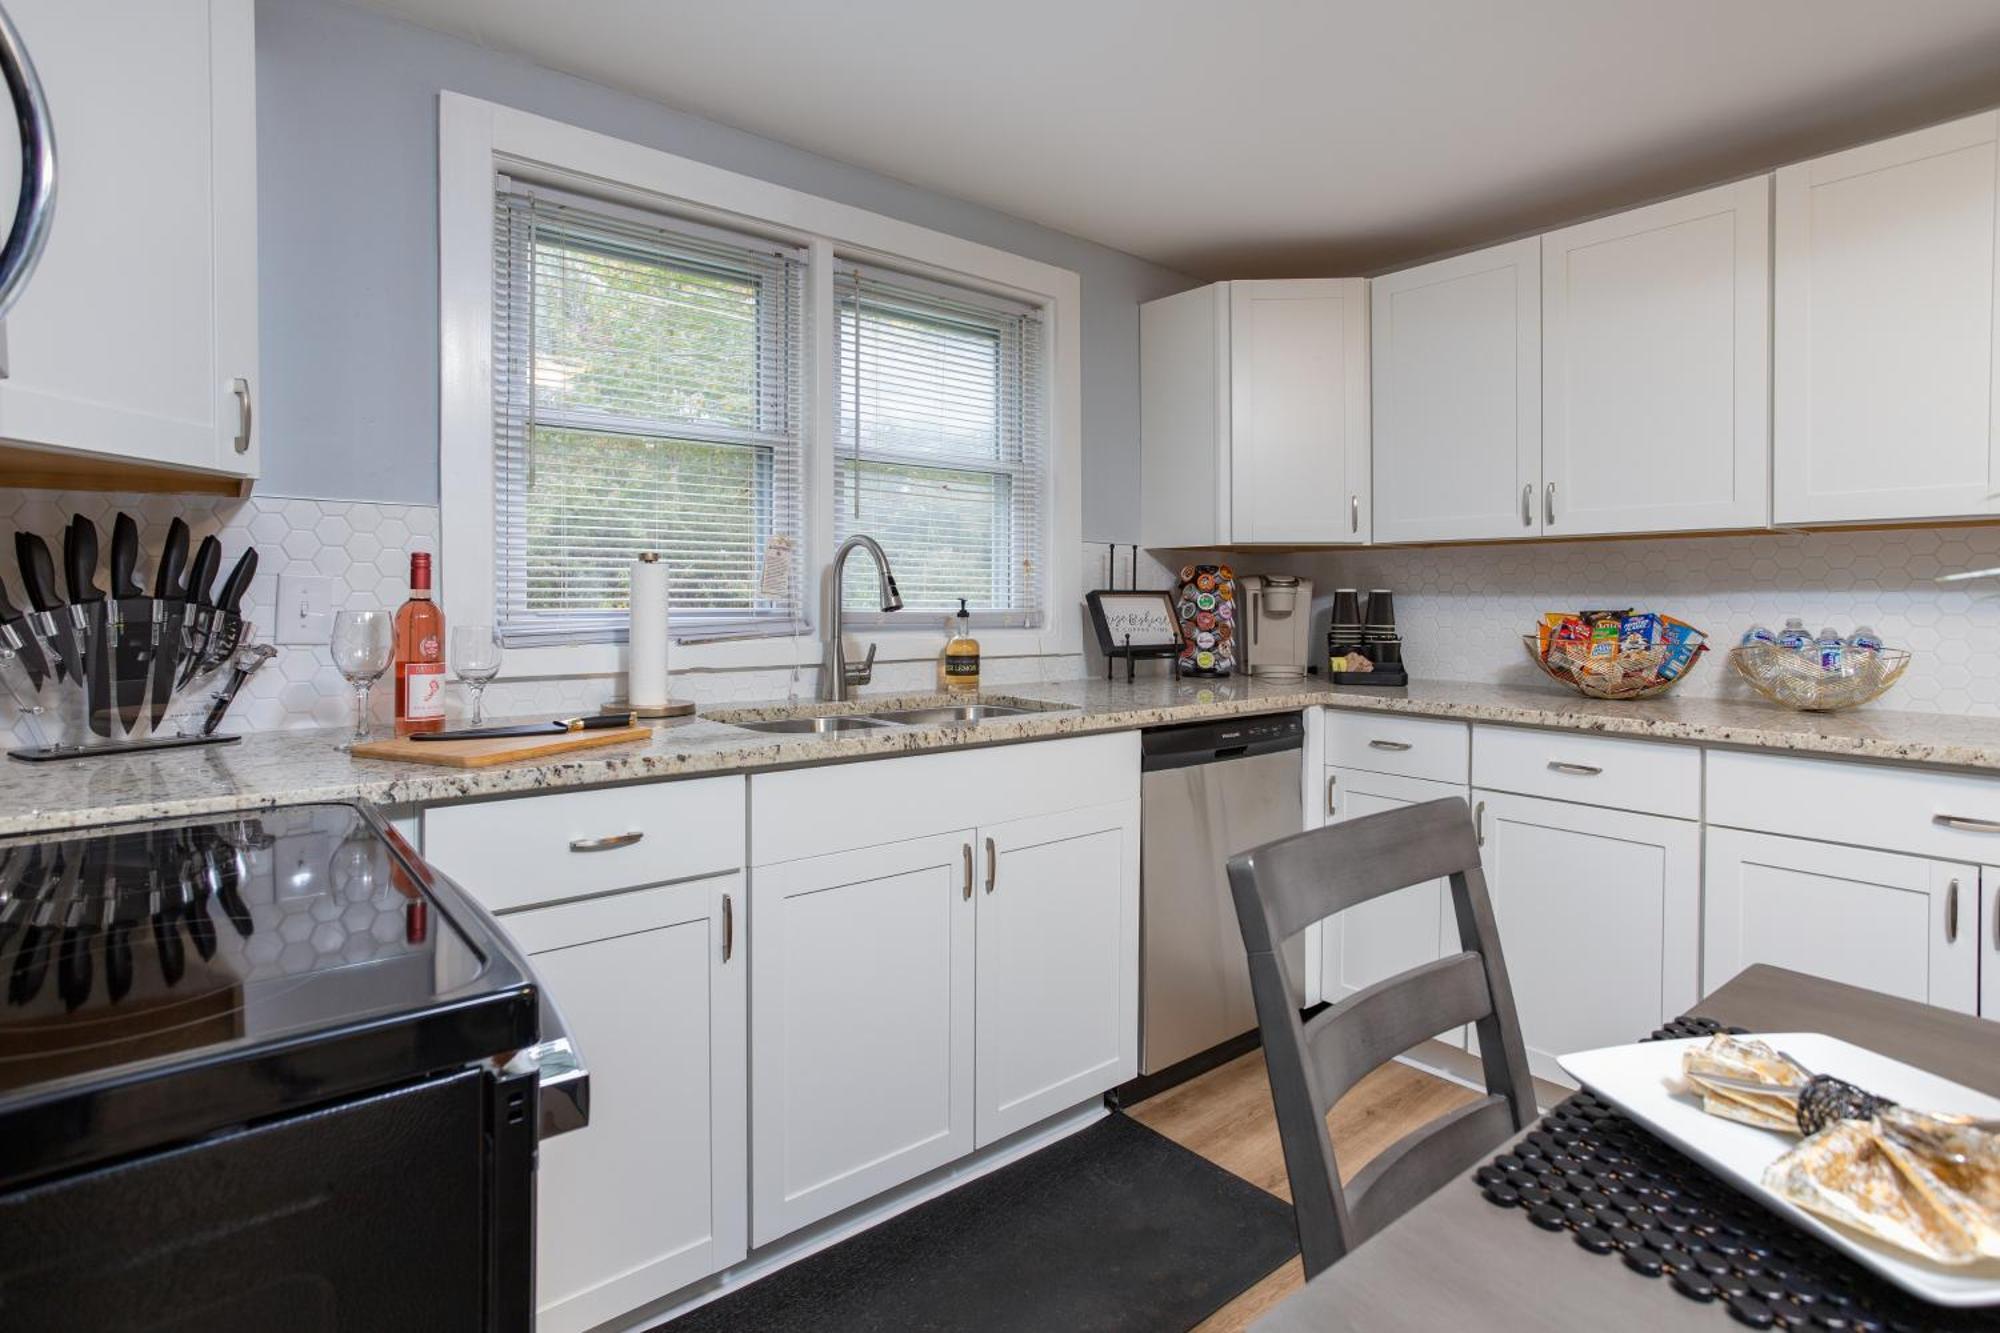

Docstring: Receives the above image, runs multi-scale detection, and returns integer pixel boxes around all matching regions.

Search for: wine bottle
[394,551,446,734]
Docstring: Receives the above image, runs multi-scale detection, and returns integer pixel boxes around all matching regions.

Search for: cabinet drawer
[424,776,744,913]
[1324,710,1468,784]
[1472,725,1698,819]
[1708,749,2000,861]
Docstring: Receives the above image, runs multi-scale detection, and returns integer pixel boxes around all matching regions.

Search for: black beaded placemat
[1472,1016,1994,1331]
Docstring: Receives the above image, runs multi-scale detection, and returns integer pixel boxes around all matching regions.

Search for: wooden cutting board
[351,723,653,768]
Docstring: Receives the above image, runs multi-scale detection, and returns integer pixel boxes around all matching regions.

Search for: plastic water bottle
[1816,626,1845,674]
[1846,625,1883,655]
[1740,625,1777,647]
[1777,617,1812,652]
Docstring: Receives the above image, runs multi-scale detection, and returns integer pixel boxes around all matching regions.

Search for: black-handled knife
[178,534,223,687]
[148,518,190,731]
[15,532,77,686]
[0,573,48,691]
[108,513,150,734]
[202,548,258,673]
[409,713,639,742]
[65,517,112,738]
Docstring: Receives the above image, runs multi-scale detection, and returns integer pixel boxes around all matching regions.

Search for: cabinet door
[1319,769,1463,1006]
[0,0,257,476]
[1541,178,1770,536]
[1475,791,1700,1082]
[974,800,1139,1145]
[1230,278,1370,543]
[1774,112,2000,524]
[505,876,746,1333]
[1983,871,1999,1021]
[1706,828,1978,1014]
[1371,240,1542,543]
[750,832,975,1245]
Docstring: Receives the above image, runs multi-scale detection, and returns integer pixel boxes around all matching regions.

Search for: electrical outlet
[276,574,333,645]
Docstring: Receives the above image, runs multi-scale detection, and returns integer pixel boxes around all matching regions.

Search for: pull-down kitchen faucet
[821,534,902,702]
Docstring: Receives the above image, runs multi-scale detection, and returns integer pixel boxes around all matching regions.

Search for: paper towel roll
[628,553,670,709]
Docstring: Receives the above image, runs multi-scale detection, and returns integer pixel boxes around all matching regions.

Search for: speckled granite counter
[7,674,2000,836]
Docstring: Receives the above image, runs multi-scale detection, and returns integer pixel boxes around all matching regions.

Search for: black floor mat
[658,1112,1298,1332]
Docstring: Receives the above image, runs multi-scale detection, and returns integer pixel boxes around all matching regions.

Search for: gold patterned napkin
[1680,1036,2000,1265]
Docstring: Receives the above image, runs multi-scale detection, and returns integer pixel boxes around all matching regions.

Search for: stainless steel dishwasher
[1140,712,1305,1075]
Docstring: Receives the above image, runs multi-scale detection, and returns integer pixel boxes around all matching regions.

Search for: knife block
[1,633,244,762]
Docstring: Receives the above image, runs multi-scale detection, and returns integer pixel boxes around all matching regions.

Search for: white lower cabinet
[1983,874,2000,1021]
[1318,769,1465,1026]
[1473,790,1700,1082]
[750,832,976,1246]
[505,876,746,1333]
[1704,828,1979,1014]
[975,801,1141,1146]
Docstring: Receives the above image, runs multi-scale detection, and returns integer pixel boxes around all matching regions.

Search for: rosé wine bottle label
[405,662,445,719]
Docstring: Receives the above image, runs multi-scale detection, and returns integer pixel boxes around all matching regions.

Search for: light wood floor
[1127,1051,1480,1332]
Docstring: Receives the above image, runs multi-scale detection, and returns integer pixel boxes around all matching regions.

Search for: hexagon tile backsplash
[0,491,1091,749]
[1169,523,2000,715]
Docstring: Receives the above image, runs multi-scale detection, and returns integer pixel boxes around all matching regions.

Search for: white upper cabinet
[0,0,258,481]
[1541,178,1771,536]
[1371,239,1542,543]
[1774,112,2000,524]
[1140,279,1369,546]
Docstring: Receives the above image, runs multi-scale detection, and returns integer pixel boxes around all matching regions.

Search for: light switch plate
[276,574,333,645]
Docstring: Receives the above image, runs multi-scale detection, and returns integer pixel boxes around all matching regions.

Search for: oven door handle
[506,982,590,1139]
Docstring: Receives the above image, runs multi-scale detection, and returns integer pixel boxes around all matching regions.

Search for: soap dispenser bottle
[942,599,980,695]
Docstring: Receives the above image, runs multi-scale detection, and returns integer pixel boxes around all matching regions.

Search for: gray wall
[255,0,1196,540]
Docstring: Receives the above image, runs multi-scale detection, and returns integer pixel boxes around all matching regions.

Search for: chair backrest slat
[1225,795,1536,1278]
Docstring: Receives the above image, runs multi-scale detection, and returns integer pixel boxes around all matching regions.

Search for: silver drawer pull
[1548,761,1602,777]
[1367,740,1412,752]
[1933,813,2000,834]
[569,830,644,853]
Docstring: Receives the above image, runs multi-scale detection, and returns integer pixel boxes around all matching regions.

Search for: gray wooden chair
[1225,796,1536,1278]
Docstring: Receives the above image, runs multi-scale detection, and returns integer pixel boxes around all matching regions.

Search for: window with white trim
[491,182,805,646]
[835,265,1047,628]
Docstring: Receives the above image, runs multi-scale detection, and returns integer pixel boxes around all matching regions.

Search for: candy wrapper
[1680,1035,2000,1265]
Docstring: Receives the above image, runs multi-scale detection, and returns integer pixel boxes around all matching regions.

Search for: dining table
[1252,964,2000,1331]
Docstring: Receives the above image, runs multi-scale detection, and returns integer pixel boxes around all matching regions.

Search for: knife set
[0,513,274,761]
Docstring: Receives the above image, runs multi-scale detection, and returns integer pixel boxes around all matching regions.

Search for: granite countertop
[7,674,2000,837]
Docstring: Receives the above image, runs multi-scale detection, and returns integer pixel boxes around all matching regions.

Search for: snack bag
[1620,612,1662,652]
[1654,616,1705,681]
[1586,611,1626,660]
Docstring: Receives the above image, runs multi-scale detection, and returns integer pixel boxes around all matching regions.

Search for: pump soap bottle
[942,599,980,695]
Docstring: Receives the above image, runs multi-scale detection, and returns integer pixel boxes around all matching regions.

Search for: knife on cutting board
[410,712,640,741]
[64,517,112,737]
[178,534,223,686]
[0,573,49,691]
[108,513,151,734]
[15,531,78,686]
[147,518,190,731]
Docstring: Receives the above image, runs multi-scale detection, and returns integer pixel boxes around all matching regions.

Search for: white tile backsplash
[1160,524,2000,715]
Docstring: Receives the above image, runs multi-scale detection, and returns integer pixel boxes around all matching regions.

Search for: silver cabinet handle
[1368,739,1412,752]
[962,843,973,901]
[1544,481,1556,526]
[568,830,643,853]
[1946,878,1959,944]
[231,377,253,454]
[1933,813,2000,834]
[1350,494,1360,534]
[722,892,734,962]
[1326,773,1337,819]
[1474,800,1485,847]
[984,836,997,894]
[1521,484,1532,527]
[1548,761,1602,777]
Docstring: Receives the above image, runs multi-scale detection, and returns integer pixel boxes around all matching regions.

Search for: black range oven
[0,802,585,1332]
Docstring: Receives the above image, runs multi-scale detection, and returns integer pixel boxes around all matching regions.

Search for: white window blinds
[835,265,1047,628]
[492,183,806,646]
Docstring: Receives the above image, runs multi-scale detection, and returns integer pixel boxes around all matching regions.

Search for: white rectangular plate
[1559,1032,2000,1308]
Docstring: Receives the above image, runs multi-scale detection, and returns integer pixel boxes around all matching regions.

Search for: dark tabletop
[1252,966,2000,1332]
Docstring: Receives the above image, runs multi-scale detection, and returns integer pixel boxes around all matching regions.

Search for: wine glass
[451,625,503,726]
[329,610,393,745]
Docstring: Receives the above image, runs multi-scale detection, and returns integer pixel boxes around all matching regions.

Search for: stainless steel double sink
[716,700,1053,736]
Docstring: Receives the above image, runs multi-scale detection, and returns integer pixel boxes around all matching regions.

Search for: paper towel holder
[613,551,698,719]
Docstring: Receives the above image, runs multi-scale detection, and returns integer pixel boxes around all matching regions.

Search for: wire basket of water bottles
[1728,620,1909,712]
[1521,610,1708,700]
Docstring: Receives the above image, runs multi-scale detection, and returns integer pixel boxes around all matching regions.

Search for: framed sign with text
[1085,589,1183,656]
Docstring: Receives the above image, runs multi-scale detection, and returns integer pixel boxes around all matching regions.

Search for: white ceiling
[364,0,2000,278]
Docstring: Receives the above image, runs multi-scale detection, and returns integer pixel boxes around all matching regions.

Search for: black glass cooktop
[0,803,538,1188]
